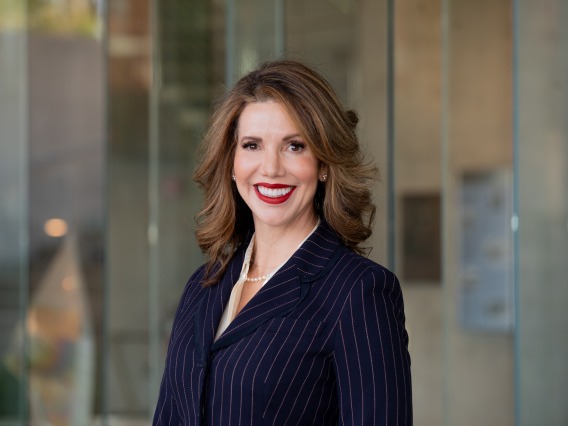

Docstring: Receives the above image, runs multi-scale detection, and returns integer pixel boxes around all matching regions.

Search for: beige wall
[390,0,513,424]
[445,2,514,425]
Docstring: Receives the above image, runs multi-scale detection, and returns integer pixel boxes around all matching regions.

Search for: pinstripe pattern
[153,222,412,425]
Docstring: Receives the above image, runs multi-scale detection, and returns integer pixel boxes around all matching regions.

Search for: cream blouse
[215,220,320,341]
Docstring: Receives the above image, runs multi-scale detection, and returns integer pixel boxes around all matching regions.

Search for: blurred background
[1,0,567,424]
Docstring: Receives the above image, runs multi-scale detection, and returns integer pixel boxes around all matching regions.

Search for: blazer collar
[193,247,245,367]
[194,221,344,360]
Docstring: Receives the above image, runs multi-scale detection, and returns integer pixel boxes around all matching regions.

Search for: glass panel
[516,1,568,424]
[0,0,28,423]
[286,0,389,262]
[107,0,225,421]
[226,0,280,85]
[149,0,224,412]
[442,0,514,424]
[27,2,106,423]
[107,0,151,420]
[1,0,108,424]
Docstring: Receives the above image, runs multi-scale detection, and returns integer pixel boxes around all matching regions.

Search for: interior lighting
[44,218,68,237]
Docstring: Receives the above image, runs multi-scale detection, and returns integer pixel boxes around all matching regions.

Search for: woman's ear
[319,165,329,182]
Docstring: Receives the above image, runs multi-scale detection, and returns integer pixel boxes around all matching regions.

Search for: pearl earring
[322,174,327,181]
[232,174,236,181]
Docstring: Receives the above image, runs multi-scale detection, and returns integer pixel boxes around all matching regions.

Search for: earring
[322,174,327,181]
[232,174,236,181]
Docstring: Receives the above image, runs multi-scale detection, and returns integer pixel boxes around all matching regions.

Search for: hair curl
[194,60,378,287]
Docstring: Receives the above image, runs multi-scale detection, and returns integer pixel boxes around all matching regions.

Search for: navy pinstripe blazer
[153,222,412,425]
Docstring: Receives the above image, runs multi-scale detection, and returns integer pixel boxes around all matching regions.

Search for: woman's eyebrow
[239,135,262,141]
[282,133,302,140]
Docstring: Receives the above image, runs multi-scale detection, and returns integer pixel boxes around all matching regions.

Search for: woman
[153,60,412,425]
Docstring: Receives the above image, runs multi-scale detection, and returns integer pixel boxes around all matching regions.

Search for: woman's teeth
[257,186,293,197]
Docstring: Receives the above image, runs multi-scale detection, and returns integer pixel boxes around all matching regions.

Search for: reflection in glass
[44,219,69,238]
[5,238,94,425]
[0,0,29,422]
[226,0,279,85]
[1,0,106,423]
[28,0,102,37]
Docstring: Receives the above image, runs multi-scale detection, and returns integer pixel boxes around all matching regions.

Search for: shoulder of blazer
[330,248,401,292]
[180,264,207,305]
[351,254,398,282]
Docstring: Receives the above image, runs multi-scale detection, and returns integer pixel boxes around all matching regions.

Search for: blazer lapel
[211,221,344,353]
[193,248,246,367]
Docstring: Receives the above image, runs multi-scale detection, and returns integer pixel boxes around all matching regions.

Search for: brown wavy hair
[194,60,378,286]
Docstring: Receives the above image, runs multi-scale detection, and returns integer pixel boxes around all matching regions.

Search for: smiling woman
[233,101,320,237]
[153,60,412,425]
[194,60,379,288]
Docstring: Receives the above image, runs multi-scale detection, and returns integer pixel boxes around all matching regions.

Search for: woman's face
[233,101,321,233]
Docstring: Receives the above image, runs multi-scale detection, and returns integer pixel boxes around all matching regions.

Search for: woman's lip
[255,182,290,189]
[254,185,295,204]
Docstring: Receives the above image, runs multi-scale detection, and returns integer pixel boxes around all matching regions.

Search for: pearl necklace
[246,242,274,282]
[245,272,272,282]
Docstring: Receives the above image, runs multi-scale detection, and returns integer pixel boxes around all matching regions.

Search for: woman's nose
[260,149,284,177]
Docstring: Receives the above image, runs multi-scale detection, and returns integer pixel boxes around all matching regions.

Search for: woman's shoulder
[188,263,208,283]
[178,264,208,305]
[338,248,400,290]
[313,222,399,287]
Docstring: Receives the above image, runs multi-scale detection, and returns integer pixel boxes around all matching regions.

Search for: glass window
[0,0,28,421]
[1,0,106,424]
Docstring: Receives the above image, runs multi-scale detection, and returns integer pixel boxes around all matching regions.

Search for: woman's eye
[242,142,258,150]
[288,142,305,152]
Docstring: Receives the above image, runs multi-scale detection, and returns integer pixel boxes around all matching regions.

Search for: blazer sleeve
[333,267,412,426]
[152,265,206,425]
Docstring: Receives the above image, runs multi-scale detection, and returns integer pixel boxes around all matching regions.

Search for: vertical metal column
[225,0,236,87]
[148,0,162,414]
[440,0,451,424]
[386,0,396,271]
[275,0,285,57]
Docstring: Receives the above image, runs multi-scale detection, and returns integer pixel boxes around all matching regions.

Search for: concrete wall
[391,0,514,424]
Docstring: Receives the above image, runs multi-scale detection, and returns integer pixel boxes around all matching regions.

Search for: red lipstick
[254,183,296,204]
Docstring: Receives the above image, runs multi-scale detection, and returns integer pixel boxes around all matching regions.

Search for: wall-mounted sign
[459,170,514,333]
